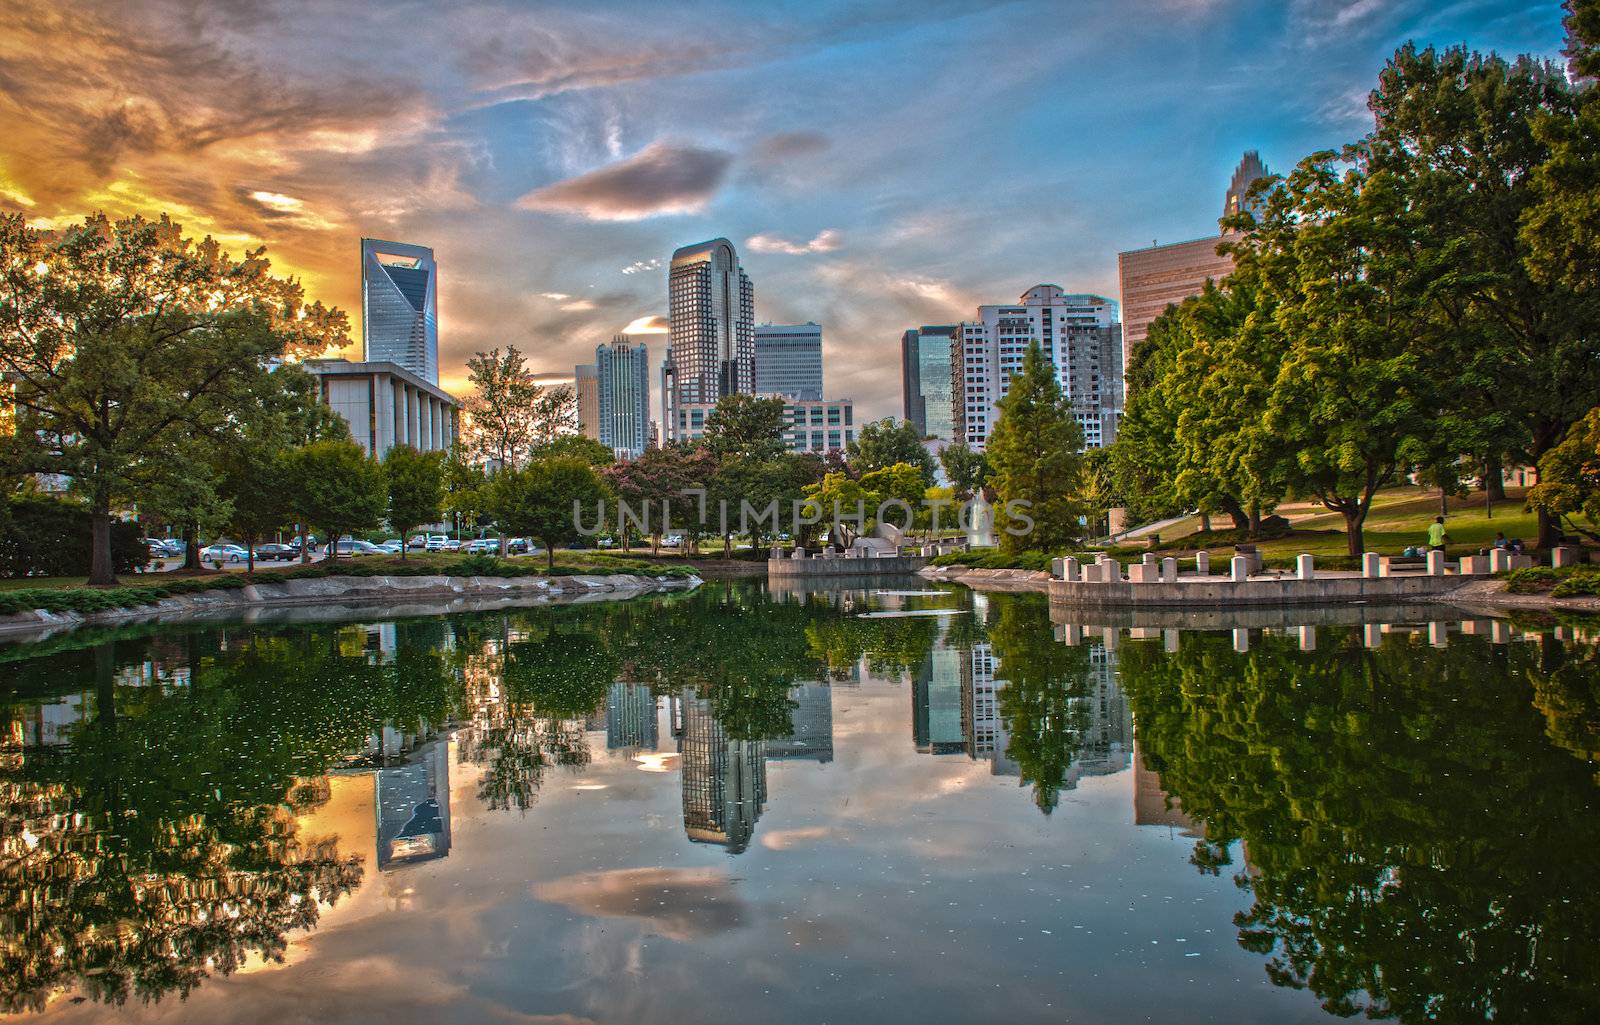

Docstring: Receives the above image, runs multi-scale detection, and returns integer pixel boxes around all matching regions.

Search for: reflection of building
[952,286,1123,451]
[374,731,452,870]
[961,642,1000,759]
[913,624,966,754]
[768,683,833,762]
[1060,644,1132,788]
[1133,741,1199,834]
[607,682,659,751]
[361,238,439,385]
[901,325,958,441]
[755,323,824,401]
[676,692,766,853]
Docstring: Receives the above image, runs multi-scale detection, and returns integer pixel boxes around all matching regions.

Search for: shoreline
[0,571,700,643]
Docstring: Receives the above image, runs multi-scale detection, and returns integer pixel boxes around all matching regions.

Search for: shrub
[1506,567,1561,593]
[1552,569,1600,598]
[0,495,144,577]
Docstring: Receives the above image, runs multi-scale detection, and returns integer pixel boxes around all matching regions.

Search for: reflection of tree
[0,627,460,1011]
[1120,629,1600,1022]
[988,597,1090,814]
[1528,637,1600,783]
[805,613,939,679]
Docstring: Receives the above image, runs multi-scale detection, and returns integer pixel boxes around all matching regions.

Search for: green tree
[0,214,346,583]
[283,439,385,559]
[528,433,615,467]
[860,462,925,536]
[939,442,990,502]
[461,346,573,469]
[985,341,1085,553]
[441,450,487,540]
[382,445,445,560]
[989,596,1091,814]
[848,417,936,484]
[802,471,871,548]
[1530,405,1600,543]
[485,456,611,570]
[703,394,787,461]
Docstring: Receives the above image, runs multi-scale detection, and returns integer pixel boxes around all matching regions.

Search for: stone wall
[767,555,929,578]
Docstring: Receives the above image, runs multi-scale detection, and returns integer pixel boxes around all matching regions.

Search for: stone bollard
[792,547,807,560]
[1051,557,1065,579]
[1061,623,1082,646]
[1196,551,1211,576]
[1129,562,1159,583]
[1232,627,1250,653]
[1426,550,1445,576]
[1160,556,1178,583]
[1099,557,1123,583]
[1553,546,1582,568]
[1163,628,1180,653]
[1231,555,1249,582]
[1142,553,1158,566]
[1062,556,1081,582]
[1363,623,1383,649]
[1458,554,1489,575]
[1489,548,1512,573]
[1362,552,1381,579]
[1429,621,1449,648]
[1490,620,1511,645]
[1102,626,1120,651]
[1296,553,1315,580]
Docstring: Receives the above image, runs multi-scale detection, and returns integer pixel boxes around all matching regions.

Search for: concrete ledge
[1047,573,1472,608]
[769,555,928,578]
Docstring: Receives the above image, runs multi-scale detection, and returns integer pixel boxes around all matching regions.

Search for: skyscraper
[575,363,600,441]
[754,323,823,400]
[900,325,958,440]
[596,335,651,460]
[1118,151,1271,378]
[361,239,439,385]
[952,287,1123,452]
[662,238,754,441]
[677,691,766,853]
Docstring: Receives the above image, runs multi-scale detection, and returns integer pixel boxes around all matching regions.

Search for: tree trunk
[1218,496,1249,533]
[183,521,202,572]
[299,525,311,564]
[1199,511,1211,533]
[1485,455,1506,501]
[88,500,117,586]
[1343,507,1365,557]
[546,543,555,572]
[246,538,256,575]
[1248,502,1262,538]
[1439,488,1448,518]
[1537,508,1562,551]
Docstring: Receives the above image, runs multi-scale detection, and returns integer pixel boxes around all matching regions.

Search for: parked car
[597,536,615,548]
[425,534,449,552]
[331,539,382,557]
[464,538,499,555]
[255,543,296,561]
[662,535,684,548]
[145,538,184,559]
[506,538,532,555]
[374,540,404,554]
[442,539,462,552]
[409,535,429,549]
[201,543,247,564]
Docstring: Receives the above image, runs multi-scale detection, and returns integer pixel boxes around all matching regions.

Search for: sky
[0,0,1570,420]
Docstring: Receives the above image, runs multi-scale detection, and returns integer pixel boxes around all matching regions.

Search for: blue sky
[0,0,1570,418]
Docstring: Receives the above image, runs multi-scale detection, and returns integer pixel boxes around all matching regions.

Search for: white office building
[952,286,1123,452]
[303,359,460,459]
[596,335,651,460]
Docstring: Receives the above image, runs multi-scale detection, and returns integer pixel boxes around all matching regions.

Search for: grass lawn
[1132,485,1594,566]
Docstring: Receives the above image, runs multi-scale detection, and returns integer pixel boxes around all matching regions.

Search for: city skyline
[0,1,1565,420]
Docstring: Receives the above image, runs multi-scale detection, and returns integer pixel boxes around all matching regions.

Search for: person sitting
[1508,537,1524,555]
[1493,532,1508,550]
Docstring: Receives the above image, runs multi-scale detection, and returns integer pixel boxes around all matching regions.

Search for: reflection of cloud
[747,229,841,255]
[759,825,837,850]
[534,867,746,941]
[516,142,733,221]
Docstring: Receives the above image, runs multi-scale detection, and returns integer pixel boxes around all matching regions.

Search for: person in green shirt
[1427,516,1448,551]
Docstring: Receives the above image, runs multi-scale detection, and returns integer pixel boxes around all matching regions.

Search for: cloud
[533,867,747,941]
[621,258,661,275]
[752,131,831,162]
[515,141,733,221]
[622,315,669,334]
[747,228,842,255]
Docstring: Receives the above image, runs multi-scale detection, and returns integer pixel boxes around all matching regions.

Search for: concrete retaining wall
[1048,573,1472,609]
[0,573,699,641]
[768,555,928,578]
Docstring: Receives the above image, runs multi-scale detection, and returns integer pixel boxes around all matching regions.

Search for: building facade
[754,323,824,401]
[361,239,439,385]
[900,324,958,440]
[668,397,855,454]
[951,286,1122,452]
[595,335,651,460]
[574,364,601,441]
[662,238,754,441]
[303,359,460,460]
[1118,151,1271,378]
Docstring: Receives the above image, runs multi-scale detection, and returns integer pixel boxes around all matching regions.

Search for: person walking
[1427,516,1448,552]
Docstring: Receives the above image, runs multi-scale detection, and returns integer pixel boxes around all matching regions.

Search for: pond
[2,582,1597,1023]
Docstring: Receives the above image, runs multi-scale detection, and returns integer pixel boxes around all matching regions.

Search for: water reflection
[1,586,1597,1022]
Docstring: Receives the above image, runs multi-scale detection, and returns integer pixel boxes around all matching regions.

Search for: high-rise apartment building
[754,323,824,400]
[574,363,600,441]
[1118,151,1271,377]
[662,238,754,441]
[670,397,854,454]
[361,239,439,385]
[951,286,1123,452]
[900,325,958,440]
[595,335,651,460]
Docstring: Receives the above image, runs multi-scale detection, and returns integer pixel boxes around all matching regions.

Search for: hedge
[0,495,145,578]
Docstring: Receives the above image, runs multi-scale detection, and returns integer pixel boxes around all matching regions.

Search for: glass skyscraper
[900,325,957,440]
[595,335,651,460]
[361,239,439,385]
[754,323,823,400]
[662,238,754,441]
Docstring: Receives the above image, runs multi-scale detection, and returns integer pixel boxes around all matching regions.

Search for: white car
[662,535,684,548]
[464,538,499,555]
[425,534,448,552]
[201,543,247,564]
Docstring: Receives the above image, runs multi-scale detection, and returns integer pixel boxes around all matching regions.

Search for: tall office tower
[951,286,1123,452]
[662,238,754,441]
[754,323,823,400]
[361,239,439,385]
[900,325,958,440]
[1118,151,1271,379]
[605,682,659,751]
[595,335,651,460]
[575,364,601,441]
[912,617,967,755]
[766,683,834,762]
[678,691,766,853]
[1223,150,1271,221]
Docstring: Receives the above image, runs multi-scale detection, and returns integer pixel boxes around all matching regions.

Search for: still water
[2,583,1597,1024]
